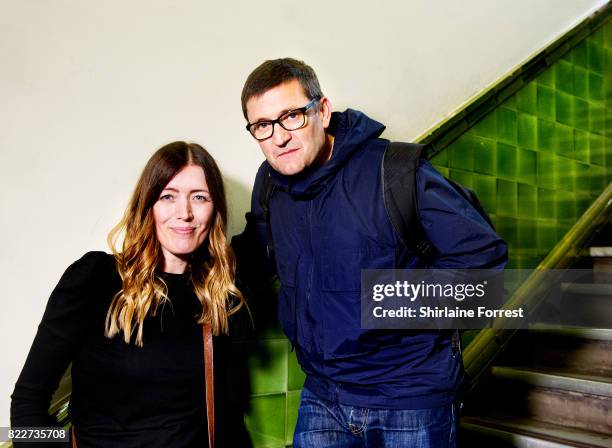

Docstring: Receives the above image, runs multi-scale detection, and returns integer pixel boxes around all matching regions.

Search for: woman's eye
[193,194,210,202]
[159,194,174,201]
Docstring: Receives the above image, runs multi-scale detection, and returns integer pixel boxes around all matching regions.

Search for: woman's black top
[11,251,211,447]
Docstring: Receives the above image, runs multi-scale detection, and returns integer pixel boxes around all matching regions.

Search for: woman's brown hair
[106,141,244,345]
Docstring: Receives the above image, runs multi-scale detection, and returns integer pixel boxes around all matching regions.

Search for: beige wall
[0,0,606,428]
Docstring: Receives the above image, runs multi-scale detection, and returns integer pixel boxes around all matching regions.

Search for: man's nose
[272,122,291,146]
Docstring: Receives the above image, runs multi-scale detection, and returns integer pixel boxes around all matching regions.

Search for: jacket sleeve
[10,252,106,445]
[231,162,278,289]
[416,161,508,269]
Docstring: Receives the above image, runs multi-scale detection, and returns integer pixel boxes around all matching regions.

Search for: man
[234,58,507,447]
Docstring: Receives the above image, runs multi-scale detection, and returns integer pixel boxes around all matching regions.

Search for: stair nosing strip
[461,416,612,448]
[491,366,612,397]
[460,421,572,448]
[528,324,612,341]
[589,247,612,257]
[560,282,612,295]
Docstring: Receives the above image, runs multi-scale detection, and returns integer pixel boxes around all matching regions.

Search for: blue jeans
[293,387,457,448]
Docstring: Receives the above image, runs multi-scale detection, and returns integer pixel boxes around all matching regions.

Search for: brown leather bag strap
[71,426,77,448]
[203,323,215,448]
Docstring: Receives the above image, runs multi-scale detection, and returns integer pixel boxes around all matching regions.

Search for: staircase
[459,242,612,447]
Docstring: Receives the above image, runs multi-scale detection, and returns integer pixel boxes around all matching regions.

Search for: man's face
[246,79,332,176]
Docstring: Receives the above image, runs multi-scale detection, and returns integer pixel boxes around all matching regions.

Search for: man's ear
[318,96,332,129]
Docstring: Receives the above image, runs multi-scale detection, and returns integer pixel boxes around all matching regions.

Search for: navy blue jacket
[237,109,507,409]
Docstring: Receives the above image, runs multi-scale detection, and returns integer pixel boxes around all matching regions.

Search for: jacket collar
[270,109,385,198]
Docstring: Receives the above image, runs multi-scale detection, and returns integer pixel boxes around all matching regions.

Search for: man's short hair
[241,58,323,119]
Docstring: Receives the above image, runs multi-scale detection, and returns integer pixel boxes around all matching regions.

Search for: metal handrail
[463,181,612,391]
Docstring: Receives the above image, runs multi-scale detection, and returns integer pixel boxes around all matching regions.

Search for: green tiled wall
[432,23,611,269]
[239,20,611,448]
[237,337,304,448]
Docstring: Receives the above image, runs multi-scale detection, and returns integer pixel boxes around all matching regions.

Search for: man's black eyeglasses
[246,97,320,141]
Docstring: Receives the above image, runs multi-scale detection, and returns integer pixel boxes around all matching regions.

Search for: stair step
[491,367,612,397]
[590,248,612,282]
[471,366,612,434]
[551,283,612,327]
[528,324,612,342]
[560,283,612,295]
[512,328,612,375]
[461,414,612,448]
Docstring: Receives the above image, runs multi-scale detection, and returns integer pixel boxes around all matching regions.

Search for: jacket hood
[270,109,386,198]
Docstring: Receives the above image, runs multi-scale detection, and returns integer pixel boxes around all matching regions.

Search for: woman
[11,141,246,447]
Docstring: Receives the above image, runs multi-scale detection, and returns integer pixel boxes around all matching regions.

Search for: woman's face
[153,164,214,273]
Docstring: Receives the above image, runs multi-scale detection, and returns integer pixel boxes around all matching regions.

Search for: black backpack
[382,142,495,259]
[259,141,495,259]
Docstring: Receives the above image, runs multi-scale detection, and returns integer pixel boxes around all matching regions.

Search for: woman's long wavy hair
[106,141,244,346]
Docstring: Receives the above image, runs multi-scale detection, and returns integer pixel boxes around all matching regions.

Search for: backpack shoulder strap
[382,142,436,259]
